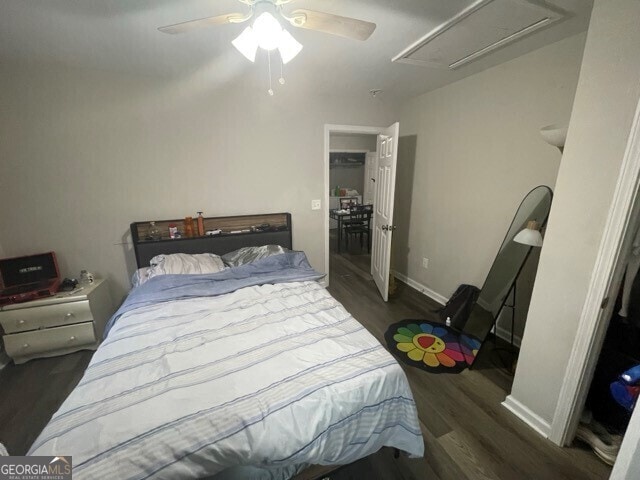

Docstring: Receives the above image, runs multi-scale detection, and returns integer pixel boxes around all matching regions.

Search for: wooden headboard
[130,213,292,268]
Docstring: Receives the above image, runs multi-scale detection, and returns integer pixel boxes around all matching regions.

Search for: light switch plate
[311,199,321,210]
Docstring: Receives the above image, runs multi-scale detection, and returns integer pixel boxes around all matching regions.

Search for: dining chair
[344,205,372,252]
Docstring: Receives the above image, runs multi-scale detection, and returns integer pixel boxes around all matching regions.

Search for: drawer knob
[69,336,76,341]
[65,313,74,318]
[18,319,25,325]
[22,343,29,349]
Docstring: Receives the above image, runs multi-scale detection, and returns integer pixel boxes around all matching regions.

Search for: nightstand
[0,279,114,364]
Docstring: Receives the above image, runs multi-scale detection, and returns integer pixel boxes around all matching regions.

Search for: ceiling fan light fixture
[232,26,259,62]
[252,12,282,51]
[278,29,302,64]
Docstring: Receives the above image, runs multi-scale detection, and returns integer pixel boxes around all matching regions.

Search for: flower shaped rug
[384,319,481,374]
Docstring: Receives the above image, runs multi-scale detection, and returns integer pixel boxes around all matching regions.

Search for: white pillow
[131,267,151,287]
[147,253,226,279]
[222,245,288,267]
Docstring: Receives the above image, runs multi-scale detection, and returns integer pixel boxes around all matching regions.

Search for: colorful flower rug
[384,319,482,374]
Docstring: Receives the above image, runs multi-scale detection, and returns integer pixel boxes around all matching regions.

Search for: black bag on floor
[438,284,480,330]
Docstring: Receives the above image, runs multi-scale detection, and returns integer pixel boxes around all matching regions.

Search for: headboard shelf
[131,212,292,268]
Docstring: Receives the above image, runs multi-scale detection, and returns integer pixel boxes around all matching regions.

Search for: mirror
[461,185,553,364]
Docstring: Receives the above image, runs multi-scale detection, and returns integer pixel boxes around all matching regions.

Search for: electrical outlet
[311,199,321,210]
[422,257,429,269]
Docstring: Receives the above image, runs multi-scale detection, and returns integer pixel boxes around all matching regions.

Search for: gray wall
[330,166,365,196]
[328,134,377,195]
[611,392,640,479]
[329,134,377,151]
[394,33,586,340]
[510,0,640,427]
[0,60,397,301]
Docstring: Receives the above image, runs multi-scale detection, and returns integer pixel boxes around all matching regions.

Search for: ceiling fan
[158,0,377,65]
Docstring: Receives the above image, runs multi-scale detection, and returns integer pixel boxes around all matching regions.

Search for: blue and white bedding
[29,252,424,479]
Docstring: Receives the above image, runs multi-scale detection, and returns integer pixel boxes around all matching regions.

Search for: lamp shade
[232,14,302,65]
[278,29,303,64]
[252,12,282,50]
[540,124,567,148]
[232,26,259,62]
[513,220,543,247]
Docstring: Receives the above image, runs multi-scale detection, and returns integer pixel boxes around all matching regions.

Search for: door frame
[549,96,640,451]
[323,124,387,284]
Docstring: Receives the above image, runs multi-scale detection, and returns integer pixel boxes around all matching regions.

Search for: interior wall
[0,59,397,302]
[394,32,586,340]
[509,0,640,429]
[328,134,376,196]
[329,133,377,152]
[329,166,365,196]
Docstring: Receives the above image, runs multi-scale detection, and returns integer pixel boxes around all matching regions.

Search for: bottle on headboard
[184,216,194,237]
[148,221,161,241]
[197,212,205,236]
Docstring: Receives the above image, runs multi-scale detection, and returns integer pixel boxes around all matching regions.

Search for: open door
[363,151,377,205]
[371,122,399,301]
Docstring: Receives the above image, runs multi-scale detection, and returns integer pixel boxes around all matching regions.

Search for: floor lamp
[540,124,567,154]
[492,221,544,373]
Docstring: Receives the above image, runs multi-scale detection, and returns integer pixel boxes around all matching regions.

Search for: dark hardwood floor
[326,239,611,480]
[0,350,92,455]
[0,238,611,479]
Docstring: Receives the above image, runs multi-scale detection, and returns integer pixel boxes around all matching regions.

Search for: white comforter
[29,281,423,479]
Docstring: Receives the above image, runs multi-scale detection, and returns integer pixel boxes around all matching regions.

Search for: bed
[29,213,424,479]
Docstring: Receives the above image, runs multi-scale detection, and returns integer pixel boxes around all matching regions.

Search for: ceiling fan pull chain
[267,50,274,96]
[279,55,285,85]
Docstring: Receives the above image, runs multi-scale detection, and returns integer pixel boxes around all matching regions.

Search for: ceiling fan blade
[158,12,247,35]
[288,9,376,41]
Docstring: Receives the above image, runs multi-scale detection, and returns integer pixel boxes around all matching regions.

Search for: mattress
[29,253,423,479]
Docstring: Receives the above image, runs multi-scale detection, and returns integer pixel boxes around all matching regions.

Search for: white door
[371,122,399,301]
[363,152,377,205]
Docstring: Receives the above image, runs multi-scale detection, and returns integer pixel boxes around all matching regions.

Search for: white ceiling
[0,0,593,101]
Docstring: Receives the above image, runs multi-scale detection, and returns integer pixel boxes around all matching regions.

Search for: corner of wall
[392,270,448,305]
[502,395,552,438]
[509,0,640,439]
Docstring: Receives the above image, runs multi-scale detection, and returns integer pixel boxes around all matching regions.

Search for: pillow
[222,245,288,267]
[147,253,226,279]
[131,267,151,287]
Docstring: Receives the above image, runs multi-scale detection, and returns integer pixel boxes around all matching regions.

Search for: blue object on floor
[620,364,640,384]
[610,363,640,412]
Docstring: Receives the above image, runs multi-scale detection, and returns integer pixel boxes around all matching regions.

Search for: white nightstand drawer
[4,322,96,359]
[0,300,93,334]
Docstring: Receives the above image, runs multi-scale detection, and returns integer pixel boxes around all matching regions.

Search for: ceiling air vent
[392,0,567,70]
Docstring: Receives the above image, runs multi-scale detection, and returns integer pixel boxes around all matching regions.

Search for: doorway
[323,125,386,287]
[324,123,400,300]
[328,132,377,278]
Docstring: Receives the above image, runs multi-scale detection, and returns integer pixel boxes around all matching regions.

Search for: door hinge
[601,297,610,309]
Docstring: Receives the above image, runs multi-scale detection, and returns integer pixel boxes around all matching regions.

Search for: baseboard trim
[392,272,524,347]
[392,271,447,306]
[495,324,522,348]
[502,395,551,438]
